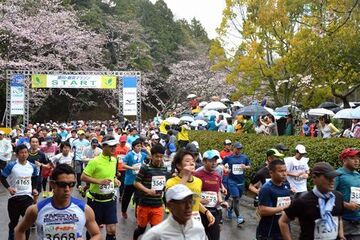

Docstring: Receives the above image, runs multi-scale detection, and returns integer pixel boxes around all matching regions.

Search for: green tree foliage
[213,0,360,107]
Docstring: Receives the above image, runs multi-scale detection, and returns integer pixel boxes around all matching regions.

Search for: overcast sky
[149,0,226,39]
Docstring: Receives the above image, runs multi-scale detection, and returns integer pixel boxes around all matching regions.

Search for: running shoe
[42,191,47,198]
[236,216,245,226]
[47,191,53,197]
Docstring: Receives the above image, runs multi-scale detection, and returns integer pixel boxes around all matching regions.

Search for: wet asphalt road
[0,185,259,240]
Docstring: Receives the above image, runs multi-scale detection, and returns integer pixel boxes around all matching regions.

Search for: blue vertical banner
[123,76,137,116]
[10,74,25,115]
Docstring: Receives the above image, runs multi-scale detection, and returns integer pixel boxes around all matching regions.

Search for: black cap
[275,143,289,152]
[311,162,341,178]
[185,143,198,153]
[91,138,99,145]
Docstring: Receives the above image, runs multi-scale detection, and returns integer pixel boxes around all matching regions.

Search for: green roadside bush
[190,131,360,187]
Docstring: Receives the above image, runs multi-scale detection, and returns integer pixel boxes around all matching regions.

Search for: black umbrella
[318,102,339,109]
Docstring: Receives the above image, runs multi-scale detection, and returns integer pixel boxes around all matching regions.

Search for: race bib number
[151,176,166,191]
[15,177,31,191]
[191,212,201,223]
[350,187,360,205]
[133,163,142,174]
[232,164,243,175]
[276,196,291,215]
[313,217,338,240]
[43,223,77,240]
[201,191,218,208]
[99,182,114,194]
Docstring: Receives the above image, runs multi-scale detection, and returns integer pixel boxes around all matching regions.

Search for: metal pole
[5,70,11,128]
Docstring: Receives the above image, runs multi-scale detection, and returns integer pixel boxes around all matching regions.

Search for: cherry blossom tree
[155,44,234,114]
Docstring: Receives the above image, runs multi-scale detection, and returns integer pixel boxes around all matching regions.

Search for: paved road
[0,185,259,240]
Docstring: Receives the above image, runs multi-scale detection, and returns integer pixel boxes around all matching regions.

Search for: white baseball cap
[166,184,194,203]
[295,144,307,154]
[151,134,160,140]
[191,141,199,149]
[102,139,119,147]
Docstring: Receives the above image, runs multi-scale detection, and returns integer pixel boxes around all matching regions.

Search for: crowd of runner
[0,119,359,240]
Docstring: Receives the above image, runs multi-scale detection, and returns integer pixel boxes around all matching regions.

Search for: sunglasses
[51,181,76,188]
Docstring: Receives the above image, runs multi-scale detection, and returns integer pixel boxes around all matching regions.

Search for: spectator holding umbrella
[319,115,340,138]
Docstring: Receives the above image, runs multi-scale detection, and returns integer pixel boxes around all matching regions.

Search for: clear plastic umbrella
[219,113,232,118]
[165,117,180,125]
[308,108,335,117]
[234,105,270,116]
[199,101,208,107]
[333,108,354,119]
[351,106,360,119]
[203,101,227,110]
[186,94,197,99]
[179,115,194,122]
[191,120,208,127]
[231,101,244,108]
[204,110,220,117]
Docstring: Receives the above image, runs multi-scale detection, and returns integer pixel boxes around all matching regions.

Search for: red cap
[339,148,360,160]
[120,135,127,143]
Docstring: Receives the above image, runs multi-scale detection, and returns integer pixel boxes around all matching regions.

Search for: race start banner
[123,76,138,116]
[10,74,25,115]
[31,74,117,89]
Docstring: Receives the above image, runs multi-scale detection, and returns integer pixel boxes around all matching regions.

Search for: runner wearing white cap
[142,184,207,240]
[284,144,310,198]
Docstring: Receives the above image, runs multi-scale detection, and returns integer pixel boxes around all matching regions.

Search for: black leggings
[42,177,52,192]
[8,195,33,240]
[121,185,136,213]
[201,209,221,240]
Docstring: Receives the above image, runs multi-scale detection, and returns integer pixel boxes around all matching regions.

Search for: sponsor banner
[123,76,137,116]
[10,74,25,115]
[31,74,117,89]
[10,74,25,87]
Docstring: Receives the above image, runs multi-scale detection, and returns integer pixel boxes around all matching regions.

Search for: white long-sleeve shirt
[142,214,207,240]
[0,138,13,161]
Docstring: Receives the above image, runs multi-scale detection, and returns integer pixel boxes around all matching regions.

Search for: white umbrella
[180,115,194,122]
[333,108,354,119]
[199,101,208,107]
[186,94,197,99]
[191,119,208,127]
[220,98,231,103]
[219,113,232,118]
[203,101,227,110]
[231,101,244,108]
[352,106,360,119]
[165,117,180,125]
[204,110,220,117]
[308,108,335,117]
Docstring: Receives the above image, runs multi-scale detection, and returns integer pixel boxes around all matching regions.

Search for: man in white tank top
[14,164,101,240]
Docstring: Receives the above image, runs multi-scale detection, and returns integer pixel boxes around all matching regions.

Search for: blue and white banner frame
[10,74,26,115]
[4,70,141,129]
[118,73,141,130]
